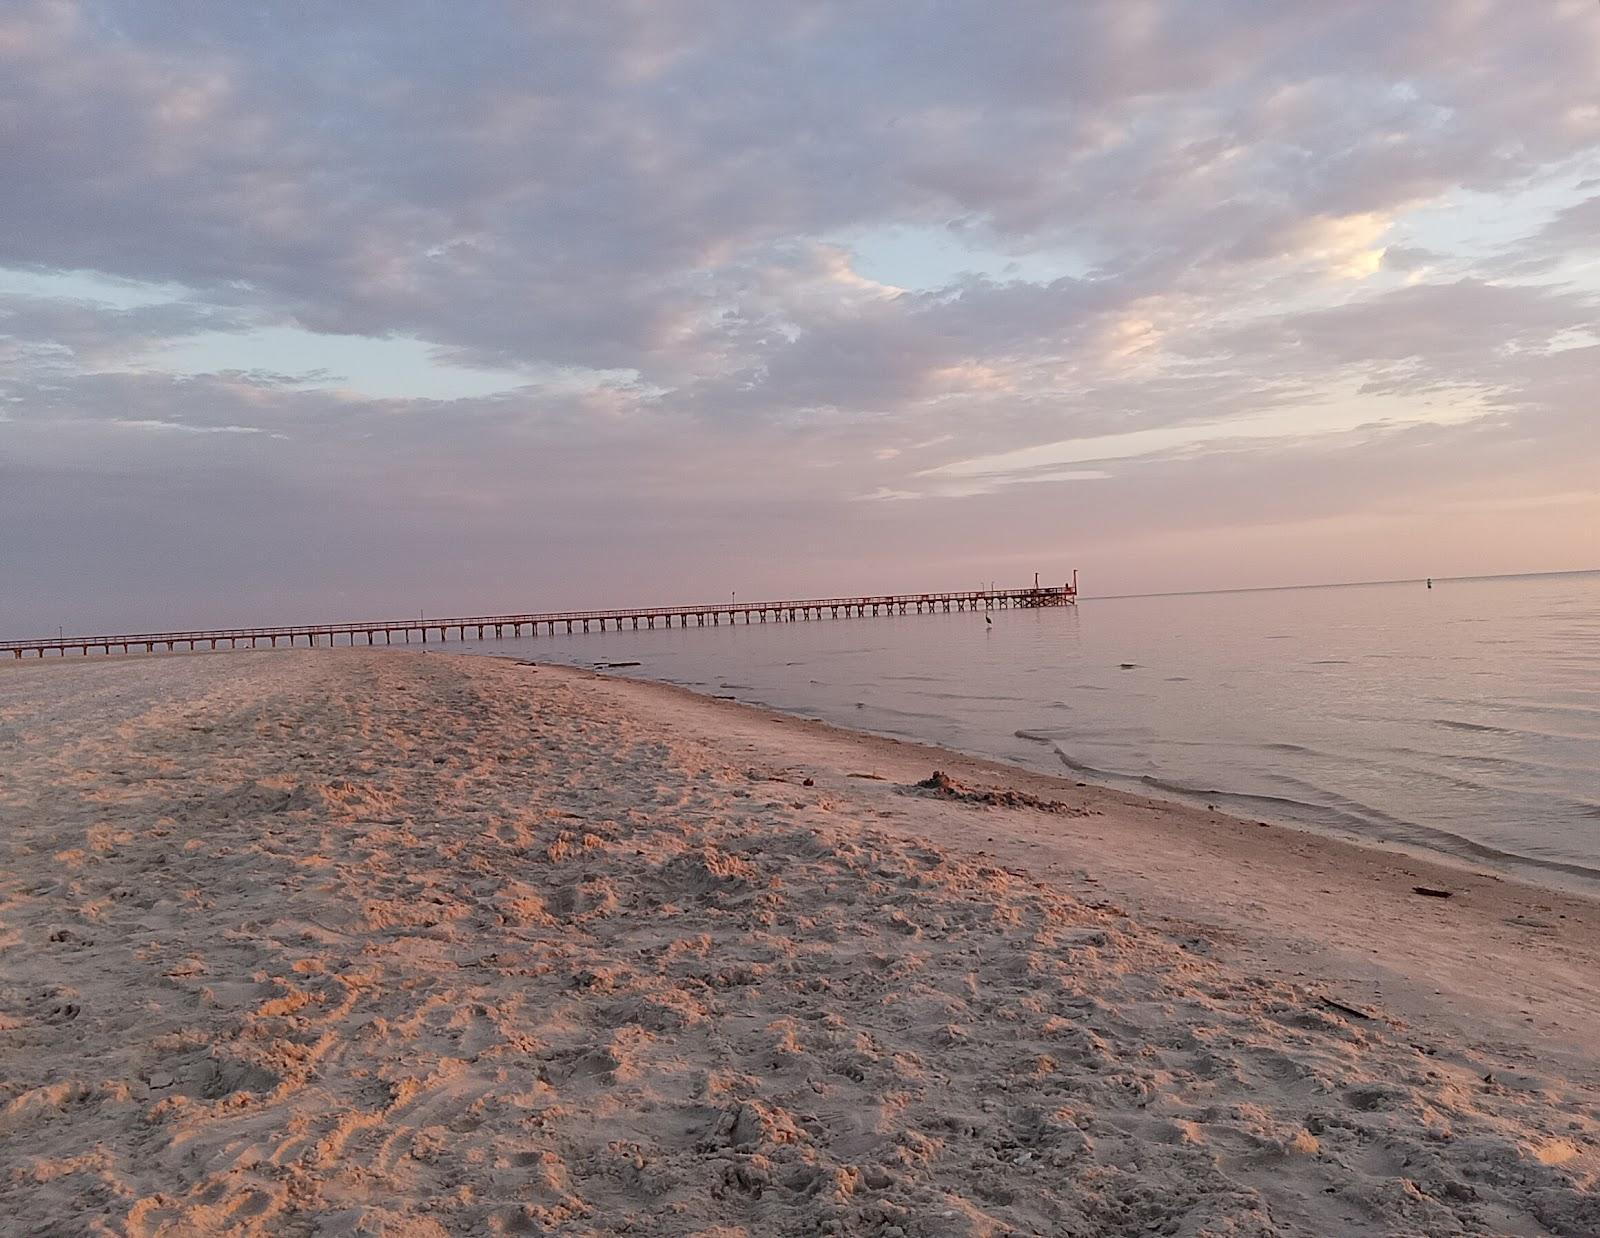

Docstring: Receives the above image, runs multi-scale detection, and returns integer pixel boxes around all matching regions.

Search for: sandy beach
[1,650,1597,1236]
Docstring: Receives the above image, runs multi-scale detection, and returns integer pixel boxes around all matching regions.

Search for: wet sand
[1,650,1596,1235]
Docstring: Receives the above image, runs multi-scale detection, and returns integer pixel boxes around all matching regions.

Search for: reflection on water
[455,572,1600,890]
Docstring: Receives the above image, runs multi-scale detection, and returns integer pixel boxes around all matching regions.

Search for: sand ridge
[0,651,1596,1235]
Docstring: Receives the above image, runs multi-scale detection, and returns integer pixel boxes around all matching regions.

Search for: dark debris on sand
[909,770,1089,815]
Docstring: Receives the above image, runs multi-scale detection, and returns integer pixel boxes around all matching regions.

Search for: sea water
[458,571,1600,889]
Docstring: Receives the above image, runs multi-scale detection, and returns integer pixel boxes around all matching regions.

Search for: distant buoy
[1427,578,1433,589]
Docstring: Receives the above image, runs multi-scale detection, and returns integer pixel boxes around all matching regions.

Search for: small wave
[1386,744,1521,771]
[1014,734,1397,833]
[1496,698,1600,723]
[1384,743,1588,779]
[920,690,1029,705]
[1015,732,1600,888]
[853,701,955,726]
[1012,733,1130,782]
[1432,718,1514,736]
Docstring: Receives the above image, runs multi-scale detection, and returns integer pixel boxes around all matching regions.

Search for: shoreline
[3,649,1598,1234]
[535,653,1600,900]
[16,633,1597,899]
[529,659,1600,1074]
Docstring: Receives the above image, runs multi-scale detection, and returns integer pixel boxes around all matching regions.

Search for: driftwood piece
[1412,886,1454,899]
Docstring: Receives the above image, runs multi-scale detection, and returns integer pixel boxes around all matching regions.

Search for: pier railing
[3,581,1077,658]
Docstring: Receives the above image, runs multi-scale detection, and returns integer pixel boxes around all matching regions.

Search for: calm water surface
[458,572,1600,889]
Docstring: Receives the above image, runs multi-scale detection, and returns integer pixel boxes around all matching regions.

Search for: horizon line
[1083,566,1600,602]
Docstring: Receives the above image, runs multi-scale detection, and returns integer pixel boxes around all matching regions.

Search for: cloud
[1217,280,1599,370]
[1522,193,1600,254]
[2,0,1599,629]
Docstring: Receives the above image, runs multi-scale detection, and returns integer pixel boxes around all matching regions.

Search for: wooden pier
[3,579,1077,658]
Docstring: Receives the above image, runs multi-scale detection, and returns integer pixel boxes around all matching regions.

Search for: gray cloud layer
[2,0,1598,632]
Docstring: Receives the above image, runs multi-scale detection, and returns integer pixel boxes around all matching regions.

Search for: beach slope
[1,651,1596,1236]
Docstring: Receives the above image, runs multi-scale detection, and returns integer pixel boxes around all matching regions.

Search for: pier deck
[4,581,1077,658]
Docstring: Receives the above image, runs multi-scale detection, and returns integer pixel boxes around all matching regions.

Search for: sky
[2,0,1598,635]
